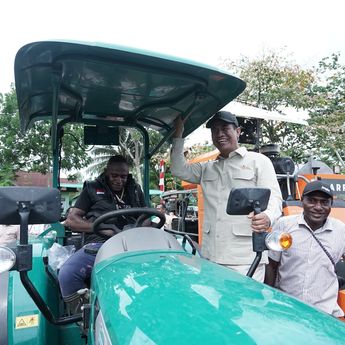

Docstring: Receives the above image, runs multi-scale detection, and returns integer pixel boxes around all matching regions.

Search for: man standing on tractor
[265,180,345,317]
[58,155,146,311]
[171,111,282,281]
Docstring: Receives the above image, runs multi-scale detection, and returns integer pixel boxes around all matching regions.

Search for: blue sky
[1,0,344,94]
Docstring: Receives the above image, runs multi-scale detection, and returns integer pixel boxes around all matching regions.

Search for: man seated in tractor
[265,180,345,318]
[58,155,146,311]
[171,112,282,281]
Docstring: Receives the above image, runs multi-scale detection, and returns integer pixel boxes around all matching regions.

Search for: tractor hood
[14,40,245,139]
[92,251,345,345]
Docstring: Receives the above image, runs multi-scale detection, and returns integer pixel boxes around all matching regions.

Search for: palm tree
[85,128,140,181]
[85,128,169,187]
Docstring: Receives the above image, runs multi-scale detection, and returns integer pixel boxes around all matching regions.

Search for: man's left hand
[248,212,271,232]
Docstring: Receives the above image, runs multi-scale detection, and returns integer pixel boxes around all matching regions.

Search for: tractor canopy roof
[14,40,245,143]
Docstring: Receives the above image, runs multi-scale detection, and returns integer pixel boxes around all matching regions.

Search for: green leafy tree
[226,52,314,111]
[220,50,315,163]
[0,87,91,183]
[307,53,345,170]
[86,128,170,188]
[0,163,15,186]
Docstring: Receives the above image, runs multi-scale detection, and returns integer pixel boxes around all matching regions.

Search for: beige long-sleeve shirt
[171,138,282,265]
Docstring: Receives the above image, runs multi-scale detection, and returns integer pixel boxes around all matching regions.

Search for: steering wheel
[92,207,166,238]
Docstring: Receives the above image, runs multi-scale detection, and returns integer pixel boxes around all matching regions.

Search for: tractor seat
[94,227,183,265]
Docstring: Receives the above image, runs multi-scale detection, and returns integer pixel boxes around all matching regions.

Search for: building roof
[15,171,81,189]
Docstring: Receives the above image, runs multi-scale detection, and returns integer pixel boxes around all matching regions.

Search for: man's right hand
[64,207,93,233]
[248,211,271,233]
[173,116,185,138]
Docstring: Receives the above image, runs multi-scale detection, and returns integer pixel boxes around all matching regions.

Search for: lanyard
[305,226,336,268]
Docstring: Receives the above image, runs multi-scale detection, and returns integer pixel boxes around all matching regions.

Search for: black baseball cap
[206,111,239,128]
[302,180,333,199]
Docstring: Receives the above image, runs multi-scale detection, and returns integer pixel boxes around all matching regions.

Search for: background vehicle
[1,40,345,345]
[161,189,198,240]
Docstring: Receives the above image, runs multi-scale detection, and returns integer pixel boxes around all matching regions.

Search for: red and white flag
[159,160,165,192]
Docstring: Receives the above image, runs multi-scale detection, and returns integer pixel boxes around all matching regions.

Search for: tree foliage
[219,50,345,171]
[223,51,326,163]
[0,162,15,186]
[307,53,345,169]
[0,87,91,182]
[86,128,170,188]
[222,50,315,112]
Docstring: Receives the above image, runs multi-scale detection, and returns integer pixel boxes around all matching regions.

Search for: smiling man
[265,180,345,317]
[59,155,146,312]
[171,111,282,281]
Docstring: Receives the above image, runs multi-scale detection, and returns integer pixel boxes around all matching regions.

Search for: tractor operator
[171,111,282,281]
[58,155,146,312]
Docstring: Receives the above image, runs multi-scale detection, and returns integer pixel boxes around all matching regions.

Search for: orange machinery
[283,172,345,223]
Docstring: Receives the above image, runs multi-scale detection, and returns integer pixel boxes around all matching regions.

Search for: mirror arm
[253,200,261,215]
[246,251,262,278]
[18,201,30,245]
[16,200,82,325]
[19,271,82,325]
[247,231,268,278]
[246,199,268,277]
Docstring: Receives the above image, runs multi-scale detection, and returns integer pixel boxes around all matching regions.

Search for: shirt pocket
[231,225,252,237]
[230,217,252,237]
[203,168,218,182]
[232,169,256,187]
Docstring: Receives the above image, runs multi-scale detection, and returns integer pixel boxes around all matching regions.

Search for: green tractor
[1,41,345,345]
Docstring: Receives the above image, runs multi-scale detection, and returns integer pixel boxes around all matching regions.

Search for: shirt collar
[217,146,247,160]
[298,213,333,233]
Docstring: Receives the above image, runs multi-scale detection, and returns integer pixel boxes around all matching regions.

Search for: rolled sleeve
[170,138,202,184]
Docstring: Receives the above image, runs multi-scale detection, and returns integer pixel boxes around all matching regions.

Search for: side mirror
[226,188,270,216]
[226,188,291,278]
[0,187,61,225]
[0,187,61,274]
[0,187,82,325]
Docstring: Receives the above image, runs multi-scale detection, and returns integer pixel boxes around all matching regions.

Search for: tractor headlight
[265,232,292,251]
[0,245,16,273]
